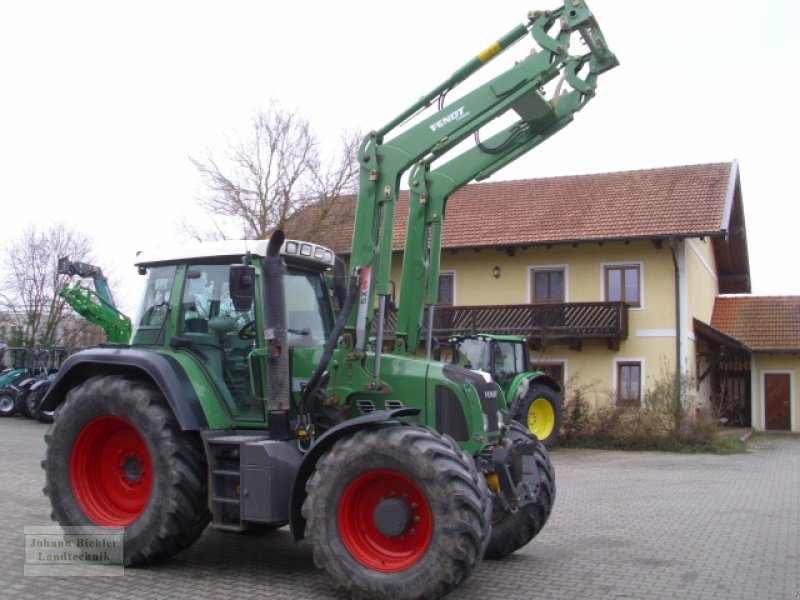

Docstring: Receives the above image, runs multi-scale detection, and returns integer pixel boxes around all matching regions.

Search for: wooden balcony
[380,301,629,350]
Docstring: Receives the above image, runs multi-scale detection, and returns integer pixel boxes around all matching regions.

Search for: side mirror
[230,264,256,311]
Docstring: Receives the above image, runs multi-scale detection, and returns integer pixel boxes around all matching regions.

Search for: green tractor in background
[57,256,133,344]
[16,346,69,423]
[40,5,616,599]
[443,334,563,448]
[0,346,30,418]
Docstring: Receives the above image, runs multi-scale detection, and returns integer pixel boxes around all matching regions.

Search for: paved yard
[0,417,797,599]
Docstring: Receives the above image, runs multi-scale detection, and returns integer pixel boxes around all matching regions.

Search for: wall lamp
[492,266,501,279]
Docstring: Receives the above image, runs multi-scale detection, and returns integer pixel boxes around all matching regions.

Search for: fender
[289,407,420,540]
[31,378,53,391]
[507,370,560,405]
[40,348,208,430]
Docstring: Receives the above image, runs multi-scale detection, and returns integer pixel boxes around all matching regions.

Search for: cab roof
[134,239,336,269]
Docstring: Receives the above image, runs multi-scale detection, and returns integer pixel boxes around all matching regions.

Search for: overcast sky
[2,0,799,315]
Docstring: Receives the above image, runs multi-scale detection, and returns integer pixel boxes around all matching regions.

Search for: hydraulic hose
[300,272,360,417]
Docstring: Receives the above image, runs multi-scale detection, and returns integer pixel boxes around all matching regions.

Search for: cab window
[285,271,334,347]
[132,265,177,344]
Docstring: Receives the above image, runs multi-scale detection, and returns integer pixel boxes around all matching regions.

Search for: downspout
[669,239,683,407]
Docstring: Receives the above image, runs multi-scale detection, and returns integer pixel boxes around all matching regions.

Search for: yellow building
[289,161,800,433]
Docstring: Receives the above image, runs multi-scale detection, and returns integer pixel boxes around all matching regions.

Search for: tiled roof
[712,296,800,353]
[287,162,736,255]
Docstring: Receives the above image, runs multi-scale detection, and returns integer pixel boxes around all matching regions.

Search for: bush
[561,367,719,451]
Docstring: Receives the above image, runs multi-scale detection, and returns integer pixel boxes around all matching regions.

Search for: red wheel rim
[338,470,433,572]
[70,416,153,526]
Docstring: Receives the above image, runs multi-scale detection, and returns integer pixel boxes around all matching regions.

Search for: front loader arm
[57,257,132,343]
[59,282,133,344]
[344,1,617,387]
[57,257,118,310]
[349,0,618,356]
[394,57,602,353]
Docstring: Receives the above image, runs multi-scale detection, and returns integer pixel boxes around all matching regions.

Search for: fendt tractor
[443,334,564,447]
[41,5,616,599]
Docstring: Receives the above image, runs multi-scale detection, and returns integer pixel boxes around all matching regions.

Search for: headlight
[482,413,489,431]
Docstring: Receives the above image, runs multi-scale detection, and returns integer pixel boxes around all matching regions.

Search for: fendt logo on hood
[429,106,470,132]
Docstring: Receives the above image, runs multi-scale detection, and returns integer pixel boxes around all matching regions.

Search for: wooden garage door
[764,373,791,431]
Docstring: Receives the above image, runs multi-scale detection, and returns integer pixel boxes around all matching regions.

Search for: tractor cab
[132,238,336,424]
[446,334,529,389]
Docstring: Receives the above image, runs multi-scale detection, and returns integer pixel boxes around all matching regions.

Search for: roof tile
[289,162,735,255]
[712,296,800,352]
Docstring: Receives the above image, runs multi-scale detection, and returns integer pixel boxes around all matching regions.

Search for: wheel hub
[338,470,433,572]
[70,415,153,526]
[121,453,145,485]
[528,397,555,439]
[373,497,413,537]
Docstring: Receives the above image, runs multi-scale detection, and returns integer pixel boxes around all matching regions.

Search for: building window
[532,268,565,304]
[605,264,640,307]
[432,272,455,333]
[532,361,565,392]
[616,361,642,407]
[438,272,455,306]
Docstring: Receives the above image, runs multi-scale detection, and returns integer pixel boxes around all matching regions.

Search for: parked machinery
[443,334,563,447]
[16,346,68,423]
[0,346,30,417]
[41,5,616,599]
[57,257,132,344]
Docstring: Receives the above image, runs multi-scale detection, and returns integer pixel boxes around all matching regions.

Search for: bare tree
[185,100,360,241]
[0,223,97,348]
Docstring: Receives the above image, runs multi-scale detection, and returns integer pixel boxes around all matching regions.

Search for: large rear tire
[42,375,210,565]
[0,390,16,417]
[485,421,556,558]
[514,383,563,448]
[303,426,490,600]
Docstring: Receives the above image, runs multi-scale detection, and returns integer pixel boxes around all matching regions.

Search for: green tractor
[443,334,563,448]
[16,346,69,423]
[41,5,616,599]
[0,346,30,418]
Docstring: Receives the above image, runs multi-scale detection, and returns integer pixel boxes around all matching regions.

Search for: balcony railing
[378,301,629,348]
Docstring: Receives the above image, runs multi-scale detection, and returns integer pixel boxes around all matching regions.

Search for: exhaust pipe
[264,231,290,420]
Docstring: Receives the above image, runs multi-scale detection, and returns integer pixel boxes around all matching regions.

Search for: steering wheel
[238,320,257,340]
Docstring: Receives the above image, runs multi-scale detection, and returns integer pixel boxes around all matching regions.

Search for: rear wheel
[303,426,490,600]
[0,390,16,417]
[42,375,210,565]
[515,383,563,448]
[485,422,556,558]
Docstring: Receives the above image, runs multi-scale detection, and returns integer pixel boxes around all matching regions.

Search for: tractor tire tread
[303,426,490,600]
[42,374,210,565]
[485,421,556,558]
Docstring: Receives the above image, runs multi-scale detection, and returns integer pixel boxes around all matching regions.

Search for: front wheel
[303,426,490,600]
[42,375,210,565]
[15,385,33,419]
[27,383,54,423]
[0,390,16,417]
[515,383,563,448]
[485,422,556,558]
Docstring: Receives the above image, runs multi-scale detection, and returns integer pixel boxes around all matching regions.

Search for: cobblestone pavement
[0,417,797,599]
